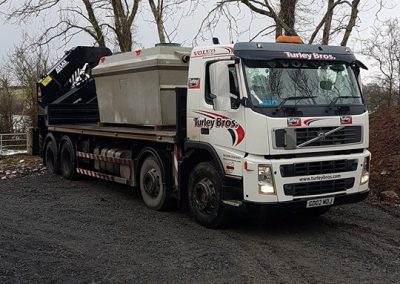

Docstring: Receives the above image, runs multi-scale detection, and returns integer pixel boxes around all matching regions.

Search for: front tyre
[139,155,170,211]
[188,162,226,229]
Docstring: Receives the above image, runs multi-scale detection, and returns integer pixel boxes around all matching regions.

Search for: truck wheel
[45,140,59,175]
[188,162,226,229]
[139,156,170,211]
[60,136,77,180]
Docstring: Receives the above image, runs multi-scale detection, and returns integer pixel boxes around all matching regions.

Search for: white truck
[35,36,370,228]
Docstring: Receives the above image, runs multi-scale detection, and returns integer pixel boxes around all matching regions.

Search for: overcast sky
[0,0,398,80]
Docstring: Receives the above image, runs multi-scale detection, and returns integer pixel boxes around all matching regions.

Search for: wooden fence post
[27,128,33,155]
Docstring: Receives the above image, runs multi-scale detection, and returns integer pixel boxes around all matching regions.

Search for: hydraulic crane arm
[37,46,112,108]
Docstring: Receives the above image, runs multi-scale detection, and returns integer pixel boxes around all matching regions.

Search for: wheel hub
[143,168,160,197]
[194,178,216,211]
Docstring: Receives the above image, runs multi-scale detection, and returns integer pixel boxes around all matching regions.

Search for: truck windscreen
[243,59,363,108]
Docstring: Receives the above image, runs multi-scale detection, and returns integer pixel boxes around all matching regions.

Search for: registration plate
[306,197,334,208]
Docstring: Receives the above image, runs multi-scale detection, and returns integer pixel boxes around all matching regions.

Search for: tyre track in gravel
[0,173,399,283]
[223,204,400,283]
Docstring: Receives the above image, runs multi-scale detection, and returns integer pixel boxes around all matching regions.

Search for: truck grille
[275,126,362,148]
[280,159,358,177]
[283,178,355,196]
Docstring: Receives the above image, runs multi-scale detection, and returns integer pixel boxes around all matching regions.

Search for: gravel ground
[0,173,399,283]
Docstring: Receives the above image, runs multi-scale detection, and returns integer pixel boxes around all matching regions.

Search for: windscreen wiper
[328,96,361,109]
[277,96,318,111]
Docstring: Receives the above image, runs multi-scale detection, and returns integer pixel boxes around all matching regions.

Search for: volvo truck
[35,37,370,228]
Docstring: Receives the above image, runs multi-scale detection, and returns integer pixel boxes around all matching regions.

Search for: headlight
[360,156,370,185]
[258,165,275,194]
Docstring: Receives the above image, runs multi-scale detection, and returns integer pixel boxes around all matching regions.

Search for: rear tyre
[139,155,170,211]
[60,136,77,180]
[188,162,226,229]
[45,140,59,175]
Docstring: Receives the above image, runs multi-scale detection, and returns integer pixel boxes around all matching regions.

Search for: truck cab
[185,39,370,222]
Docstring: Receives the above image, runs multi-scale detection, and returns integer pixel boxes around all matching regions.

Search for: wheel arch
[179,141,225,202]
[182,141,225,179]
[181,141,243,205]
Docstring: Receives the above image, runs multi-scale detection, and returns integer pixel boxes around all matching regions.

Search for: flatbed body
[47,124,177,144]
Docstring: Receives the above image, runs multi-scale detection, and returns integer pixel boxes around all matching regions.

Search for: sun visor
[234,42,357,63]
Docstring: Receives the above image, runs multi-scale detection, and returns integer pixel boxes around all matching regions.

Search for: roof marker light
[276,35,303,44]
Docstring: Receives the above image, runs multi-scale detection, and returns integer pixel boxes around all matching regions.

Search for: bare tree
[6,36,49,128]
[275,0,297,38]
[110,0,140,51]
[363,83,387,111]
[196,0,361,46]
[147,0,194,43]
[340,0,360,46]
[148,0,168,43]
[231,0,298,37]
[363,18,400,107]
[309,0,337,44]
[1,0,141,52]
[0,75,14,133]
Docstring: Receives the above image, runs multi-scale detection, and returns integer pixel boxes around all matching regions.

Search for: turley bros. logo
[284,52,336,61]
[194,110,245,146]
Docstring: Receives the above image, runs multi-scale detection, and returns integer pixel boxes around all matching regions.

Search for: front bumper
[242,150,371,204]
[243,189,369,209]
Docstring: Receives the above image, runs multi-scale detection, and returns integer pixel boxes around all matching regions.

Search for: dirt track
[0,173,399,283]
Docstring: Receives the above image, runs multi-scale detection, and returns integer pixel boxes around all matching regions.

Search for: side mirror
[209,60,235,111]
[213,96,231,111]
[213,93,237,111]
[354,60,368,70]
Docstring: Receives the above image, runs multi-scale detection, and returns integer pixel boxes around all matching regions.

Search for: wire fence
[0,133,28,156]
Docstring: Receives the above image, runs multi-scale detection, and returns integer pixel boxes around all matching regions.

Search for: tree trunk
[275,25,283,38]
[340,0,360,46]
[275,6,283,38]
[322,0,334,44]
[149,0,166,44]
[398,60,400,104]
[388,80,393,107]
[156,17,166,43]
[118,23,133,52]
[111,0,140,52]
[279,0,297,36]
[0,79,14,133]
[81,0,106,48]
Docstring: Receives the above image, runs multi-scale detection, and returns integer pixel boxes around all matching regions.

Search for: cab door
[195,60,246,176]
